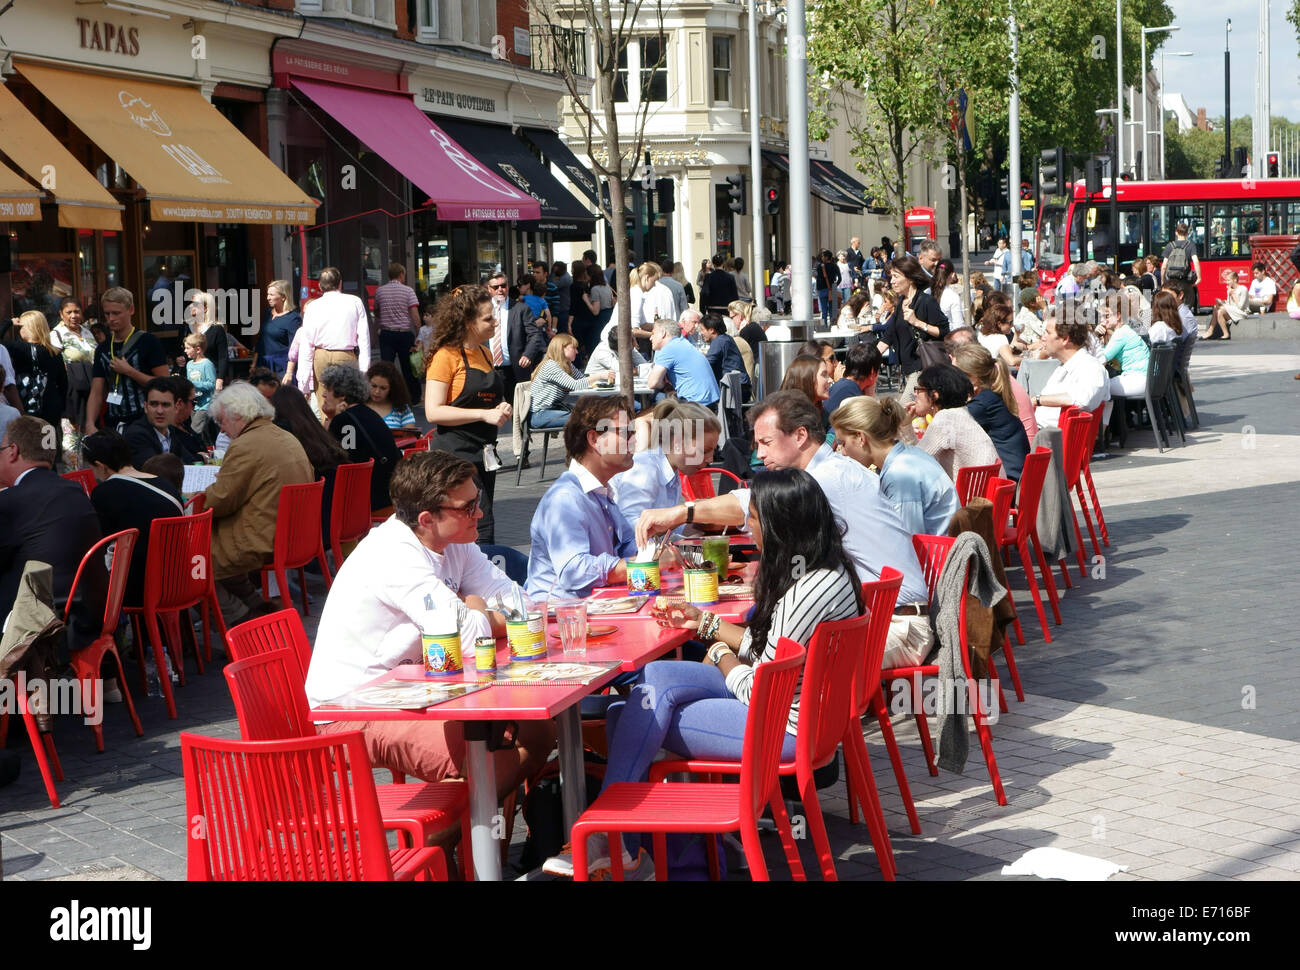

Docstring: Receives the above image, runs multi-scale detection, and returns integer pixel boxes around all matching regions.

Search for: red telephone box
[904,207,937,253]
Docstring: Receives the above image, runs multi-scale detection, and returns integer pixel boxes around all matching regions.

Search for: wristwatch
[684,500,695,525]
[708,642,733,665]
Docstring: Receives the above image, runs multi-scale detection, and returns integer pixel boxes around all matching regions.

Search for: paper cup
[684,565,719,606]
[422,631,463,677]
[627,561,661,595]
[507,612,547,662]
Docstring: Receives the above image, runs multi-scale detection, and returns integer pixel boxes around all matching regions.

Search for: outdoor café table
[568,381,656,409]
[308,621,691,881]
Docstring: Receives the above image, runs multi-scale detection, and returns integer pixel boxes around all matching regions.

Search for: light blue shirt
[879,441,960,539]
[526,460,638,600]
[729,443,930,606]
[653,336,720,407]
[1102,324,1149,376]
[611,449,682,534]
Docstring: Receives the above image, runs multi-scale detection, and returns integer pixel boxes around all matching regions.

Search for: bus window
[1208,202,1264,258]
[1267,201,1300,235]
[1149,203,1205,259]
[1039,205,1066,269]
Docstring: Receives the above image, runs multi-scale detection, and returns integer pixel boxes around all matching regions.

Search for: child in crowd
[184,332,216,437]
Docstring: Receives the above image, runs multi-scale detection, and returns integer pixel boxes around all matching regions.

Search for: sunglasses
[489,283,507,290]
[435,488,484,518]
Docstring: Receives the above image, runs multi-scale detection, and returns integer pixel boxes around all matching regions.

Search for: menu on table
[322,681,488,710]
[182,464,220,494]
[491,661,621,686]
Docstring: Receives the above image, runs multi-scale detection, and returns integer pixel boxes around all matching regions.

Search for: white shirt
[1035,349,1109,429]
[1248,277,1277,302]
[765,323,792,341]
[305,517,516,709]
[1148,321,1178,343]
[611,449,682,534]
[978,332,1010,355]
[300,290,371,368]
[726,443,929,606]
[585,341,648,377]
[632,282,677,330]
[939,287,965,330]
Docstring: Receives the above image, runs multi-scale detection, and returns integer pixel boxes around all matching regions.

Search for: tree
[528,0,666,401]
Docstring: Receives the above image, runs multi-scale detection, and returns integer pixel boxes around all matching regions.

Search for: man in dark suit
[0,416,106,657]
[507,291,547,385]
[167,375,209,455]
[123,377,201,468]
[700,253,739,314]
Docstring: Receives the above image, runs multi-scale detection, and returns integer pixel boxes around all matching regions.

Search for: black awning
[434,119,596,233]
[520,127,602,211]
[813,159,876,210]
[762,149,863,213]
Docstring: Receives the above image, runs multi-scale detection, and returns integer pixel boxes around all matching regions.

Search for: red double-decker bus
[1036,177,1300,308]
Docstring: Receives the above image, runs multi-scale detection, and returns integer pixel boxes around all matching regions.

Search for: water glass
[553,600,588,658]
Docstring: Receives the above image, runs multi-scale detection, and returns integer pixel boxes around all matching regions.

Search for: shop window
[714,184,733,255]
[614,46,629,103]
[143,254,196,332]
[12,255,74,322]
[712,36,732,104]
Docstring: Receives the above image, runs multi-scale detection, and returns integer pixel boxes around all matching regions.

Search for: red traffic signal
[1267,152,1280,178]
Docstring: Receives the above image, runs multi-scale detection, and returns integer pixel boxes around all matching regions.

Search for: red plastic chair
[123,509,230,719]
[570,641,806,881]
[879,534,1008,806]
[67,529,144,753]
[679,468,745,501]
[985,478,1025,648]
[181,730,448,881]
[329,460,374,569]
[840,568,920,836]
[0,675,64,808]
[259,480,333,616]
[222,649,472,876]
[184,492,205,514]
[1059,409,1099,576]
[653,613,895,881]
[1081,405,1110,546]
[954,461,1001,507]
[62,468,97,497]
[996,448,1061,642]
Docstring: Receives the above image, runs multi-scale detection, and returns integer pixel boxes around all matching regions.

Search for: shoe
[542,832,635,878]
[592,847,655,881]
[103,678,124,703]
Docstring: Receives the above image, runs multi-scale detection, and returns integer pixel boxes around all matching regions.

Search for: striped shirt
[529,358,590,413]
[726,565,861,734]
[373,280,419,332]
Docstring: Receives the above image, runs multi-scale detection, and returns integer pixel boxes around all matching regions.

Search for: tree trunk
[958,143,972,319]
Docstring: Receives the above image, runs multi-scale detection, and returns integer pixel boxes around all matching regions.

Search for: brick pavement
[3,339,1298,881]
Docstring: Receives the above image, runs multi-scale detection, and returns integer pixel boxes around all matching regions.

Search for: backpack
[1165,240,1192,278]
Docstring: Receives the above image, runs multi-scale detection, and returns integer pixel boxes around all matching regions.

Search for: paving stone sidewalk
[2,339,1297,881]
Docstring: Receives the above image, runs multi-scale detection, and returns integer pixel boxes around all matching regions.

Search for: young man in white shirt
[1030,312,1110,429]
[308,449,555,799]
[1246,262,1278,314]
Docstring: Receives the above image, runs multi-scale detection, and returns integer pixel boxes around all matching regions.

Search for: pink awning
[291,79,541,222]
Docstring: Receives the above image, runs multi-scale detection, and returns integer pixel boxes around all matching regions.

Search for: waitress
[424,284,511,544]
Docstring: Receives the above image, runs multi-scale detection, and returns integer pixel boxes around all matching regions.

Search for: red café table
[309,618,690,881]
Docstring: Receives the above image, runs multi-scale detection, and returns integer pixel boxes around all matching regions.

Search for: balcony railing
[530,26,587,77]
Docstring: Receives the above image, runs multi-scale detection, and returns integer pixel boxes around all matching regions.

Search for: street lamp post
[1157,51,1193,178]
[1096,107,1121,273]
[1141,25,1179,180]
[1116,0,1124,179]
[1225,19,1232,176]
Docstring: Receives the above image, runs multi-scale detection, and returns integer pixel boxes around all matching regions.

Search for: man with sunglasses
[526,396,638,599]
[307,449,554,798]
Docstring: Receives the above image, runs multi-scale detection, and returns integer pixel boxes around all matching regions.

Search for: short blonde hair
[190,291,218,328]
[267,279,295,313]
[829,395,908,444]
[184,332,206,351]
[637,262,662,285]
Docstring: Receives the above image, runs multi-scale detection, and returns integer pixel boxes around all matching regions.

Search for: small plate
[549,624,618,640]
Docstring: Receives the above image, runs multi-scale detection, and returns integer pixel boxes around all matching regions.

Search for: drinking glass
[552,600,588,658]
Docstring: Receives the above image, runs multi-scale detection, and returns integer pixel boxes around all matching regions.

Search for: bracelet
[698,611,720,642]
[708,642,733,665]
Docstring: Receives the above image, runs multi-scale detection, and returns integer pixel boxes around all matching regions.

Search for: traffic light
[1085,158,1102,195]
[999,175,1010,201]
[1020,182,1032,201]
[1267,152,1280,178]
[1039,146,1065,194]
[764,184,780,215]
[726,174,746,214]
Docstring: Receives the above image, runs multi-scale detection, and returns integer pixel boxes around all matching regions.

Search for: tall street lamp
[1225,19,1232,176]
[1157,51,1194,178]
[1141,25,1179,180]
[1116,0,1124,179]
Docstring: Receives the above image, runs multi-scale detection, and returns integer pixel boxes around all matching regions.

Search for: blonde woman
[10,312,68,447]
[256,278,301,374]
[529,333,612,432]
[187,291,229,392]
[830,396,958,547]
[951,344,1032,480]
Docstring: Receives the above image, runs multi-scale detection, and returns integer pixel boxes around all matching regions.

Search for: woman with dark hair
[568,259,593,357]
[779,353,834,433]
[873,253,950,386]
[931,258,966,331]
[365,360,417,434]
[1148,290,1185,344]
[82,430,183,609]
[837,290,872,330]
[699,314,751,399]
[583,264,615,354]
[912,363,999,479]
[271,384,347,540]
[976,292,1023,370]
[320,363,401,512]
[543,467,863,877]
[424,284,509,543]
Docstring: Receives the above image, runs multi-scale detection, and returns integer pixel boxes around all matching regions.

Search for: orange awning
[0,82,123,230]
[18,62,316,225]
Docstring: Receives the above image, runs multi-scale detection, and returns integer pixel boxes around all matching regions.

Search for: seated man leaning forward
[526,395,638,600]
[1030,308,1110,430]
[636,390,935,670]
[307,449,555,799]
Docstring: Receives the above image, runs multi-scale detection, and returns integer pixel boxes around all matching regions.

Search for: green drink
[701,536,730,584]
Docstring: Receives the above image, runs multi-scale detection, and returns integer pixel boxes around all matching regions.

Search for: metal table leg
[556,704,584,833]
[463,724,501,881]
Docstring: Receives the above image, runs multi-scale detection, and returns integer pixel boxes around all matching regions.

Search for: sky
[1159,0,1300,121]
